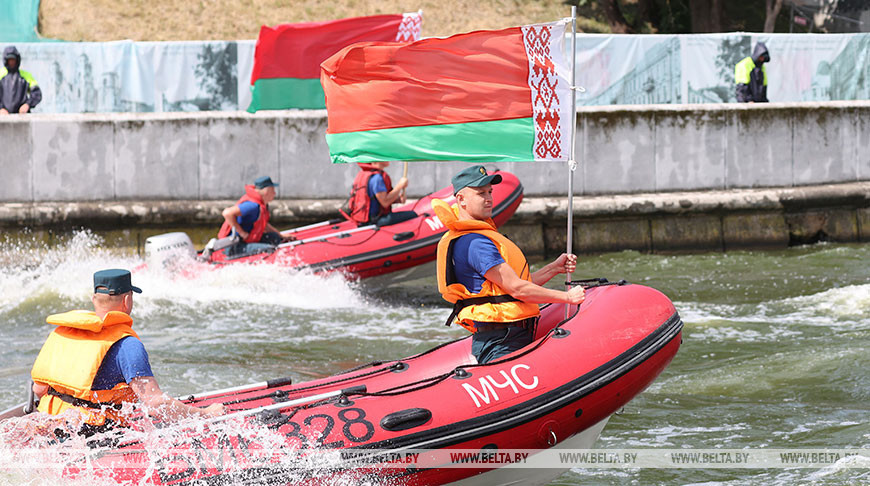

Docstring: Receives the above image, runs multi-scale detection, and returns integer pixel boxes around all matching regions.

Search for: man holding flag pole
[431,167,584,363]
[346,161,414,226]
[321,9,584,362]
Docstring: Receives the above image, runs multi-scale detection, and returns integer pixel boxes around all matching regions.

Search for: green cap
[451,165,502,195]
[94,269,142,295]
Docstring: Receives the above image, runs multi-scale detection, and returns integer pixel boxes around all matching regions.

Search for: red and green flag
[320,20,572,163]
[247,12,422,112]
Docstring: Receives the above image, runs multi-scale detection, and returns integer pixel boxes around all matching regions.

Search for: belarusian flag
[321,20,572,163]
[247,12,422,112]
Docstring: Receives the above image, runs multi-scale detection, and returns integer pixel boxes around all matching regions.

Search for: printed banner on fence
[5,32,870,114]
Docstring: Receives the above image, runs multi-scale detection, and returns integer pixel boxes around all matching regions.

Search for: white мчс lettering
[461,364,539,408]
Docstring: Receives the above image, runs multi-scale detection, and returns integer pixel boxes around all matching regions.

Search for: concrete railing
[1,101,869,203]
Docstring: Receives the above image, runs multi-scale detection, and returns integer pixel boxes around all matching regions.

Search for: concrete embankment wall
[1,102,868,254]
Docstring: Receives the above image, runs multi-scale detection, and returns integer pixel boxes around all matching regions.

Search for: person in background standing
[735,42,770,103]
[0,46,42,114]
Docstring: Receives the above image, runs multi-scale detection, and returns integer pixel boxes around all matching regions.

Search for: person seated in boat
[219,175,286,257]
[347,162,417,226]
[434,166,586,364]
[30,269,223,435]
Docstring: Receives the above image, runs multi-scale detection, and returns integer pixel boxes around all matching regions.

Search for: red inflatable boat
[144,170,524,281]
[5,281,682,485]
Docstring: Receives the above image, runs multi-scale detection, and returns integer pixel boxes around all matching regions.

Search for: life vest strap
[46,387,123,411]
[444,294,520,326]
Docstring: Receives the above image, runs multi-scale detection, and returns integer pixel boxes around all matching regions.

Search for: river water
[0,230,868,485]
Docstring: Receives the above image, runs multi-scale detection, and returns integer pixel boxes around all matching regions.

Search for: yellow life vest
[735,56,767,86]
[31,310,139,426]
[433,199,540,333]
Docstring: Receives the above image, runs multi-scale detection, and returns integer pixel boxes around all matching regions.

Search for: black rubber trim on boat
[265,376,293,388]
[380,408,433,432]
[302,182,524,273]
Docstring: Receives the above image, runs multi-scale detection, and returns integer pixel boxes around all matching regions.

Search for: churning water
[1,230,868,485]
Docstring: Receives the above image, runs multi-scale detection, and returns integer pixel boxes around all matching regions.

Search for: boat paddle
[0,380,38,420]
[401,161,408,203]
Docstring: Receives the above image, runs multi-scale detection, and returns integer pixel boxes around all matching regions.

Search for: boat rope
[220,334,470,406]
[335,334,466,376]
[317,225,381,247]
[352,279,623,398]
[221,364,395,406]
[356,304,584,398]
[335,360,386,374]
[218,280,621,406]
[318,210,430,247]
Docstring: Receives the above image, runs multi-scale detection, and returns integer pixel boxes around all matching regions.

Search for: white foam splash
[0,407,401,486]
[0,230,369,318]
[132,256,367,317]
[676,282,870,330]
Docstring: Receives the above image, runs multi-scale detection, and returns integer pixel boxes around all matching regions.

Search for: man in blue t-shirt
[364,161,416,226]
[443,166,586,364]
[31,269,224,429]
[220,176,285,257]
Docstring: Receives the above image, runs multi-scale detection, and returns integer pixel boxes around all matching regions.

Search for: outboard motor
[144,232,196,269]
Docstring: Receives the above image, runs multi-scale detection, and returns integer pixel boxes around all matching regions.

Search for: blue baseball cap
[94,269,142,295]
[254,176,279,189]
[451,165,502,195]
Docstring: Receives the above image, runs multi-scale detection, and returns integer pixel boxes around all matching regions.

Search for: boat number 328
[279,407,376,448]
[462,364,539,408]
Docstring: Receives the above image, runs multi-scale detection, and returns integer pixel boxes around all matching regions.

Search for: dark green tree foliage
[196,42,238,111]
[563,0,807,34]
[837,0,870,13]
[715,35,751,102]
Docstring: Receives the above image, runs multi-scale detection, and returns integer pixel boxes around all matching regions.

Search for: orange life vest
[433,199,540,333]
[348,163,393,224]
[31,310,140,426]
[218,185,270,243]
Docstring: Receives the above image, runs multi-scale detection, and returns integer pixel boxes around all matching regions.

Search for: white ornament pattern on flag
[397,13,423,42]
[521,21,571,162]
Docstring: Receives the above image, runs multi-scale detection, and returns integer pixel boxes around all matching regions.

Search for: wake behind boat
[143,170,523,281]
[2,280,682,485]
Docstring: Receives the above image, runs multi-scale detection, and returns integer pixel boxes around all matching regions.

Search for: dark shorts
[471,327,534,364]
[226,231,281,258]
[375,211,418,227]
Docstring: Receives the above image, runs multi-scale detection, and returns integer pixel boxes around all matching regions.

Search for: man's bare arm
[129,376,223,420]
[530,253,577,286]
[374,177,409,208]
[266,223,281,234]
[221,205,247,239]
[32,382,48,397]
[485,263,584,305]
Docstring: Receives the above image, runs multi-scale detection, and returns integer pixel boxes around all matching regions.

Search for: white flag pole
[565,6,578,317]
